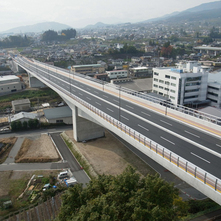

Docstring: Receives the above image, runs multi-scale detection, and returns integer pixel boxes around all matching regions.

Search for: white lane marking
[185,130,200,138]
[96,102,101,106]
[141,111,151,117]
[138,124,149,131]
[107,108,114,112]
[86,97,91,100]
[160,136,175,145]
[121,115,129,120]
[126,105,134,109]
[103,95,108,98]
[191,152,210,164]
[160,120,172,126]
[216,144,221,148]
[113,99,119,103]
[79,93,83,96]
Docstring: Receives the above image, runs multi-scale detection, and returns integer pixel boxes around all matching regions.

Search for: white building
[0,75,23,94]
[152,61,209,106]
[106,70,128,79]
[207,71,221,108]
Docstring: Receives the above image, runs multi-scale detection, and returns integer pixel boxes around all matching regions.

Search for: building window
[208,86,219,90]
[165,81,169,85]
[153,78,158,82]
[154,72,159,76]
[170,90,175,93]
[184,95,198,99]
[159,80,164,83]
[208,92,218,97]
[171,76,176,80]
[186,82,201,86]
[56,120,63,123]
[153,90,158,93]
[165,75,170,79]
[171,83,176,87]
[207,98,217,103]
[159,86,163,89]
[159,92,163,95]
[164,88,169,91]
[186,77,202,81]
[153,84,158,88]
[170,96,175,100]
[185,89,199,93]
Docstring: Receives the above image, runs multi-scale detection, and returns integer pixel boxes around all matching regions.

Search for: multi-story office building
[106,70,128,79]
[152,61,209,106]
[71,64,105,75]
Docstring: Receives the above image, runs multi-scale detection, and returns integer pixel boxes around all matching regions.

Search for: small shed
[43,106,72,124]
[12,99,31,113]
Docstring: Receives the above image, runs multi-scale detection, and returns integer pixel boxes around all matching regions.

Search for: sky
[0,0,219,32]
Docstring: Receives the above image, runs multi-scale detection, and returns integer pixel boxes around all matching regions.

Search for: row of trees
[108,43,140,55]
[0,35,31,48]
[41,29,77,42]
[58,166,188,221]
[11,119,39,131]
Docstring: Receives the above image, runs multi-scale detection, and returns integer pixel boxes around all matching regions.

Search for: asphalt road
[16,57,221,180]
[50,132,90,187]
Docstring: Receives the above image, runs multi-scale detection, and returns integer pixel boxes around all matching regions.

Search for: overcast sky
[0,0,218,32]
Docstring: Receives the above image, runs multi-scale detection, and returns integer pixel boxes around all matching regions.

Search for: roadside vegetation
[0,88,62,111]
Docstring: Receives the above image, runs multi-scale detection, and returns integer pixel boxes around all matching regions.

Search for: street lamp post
[165,81,169,116]
[119,86,121,122]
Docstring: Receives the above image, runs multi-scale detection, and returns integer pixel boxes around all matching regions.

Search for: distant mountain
[1,22,72,34]
[185,0,221,13]
[141,11,180,23]
[142,0,221,23]
[84,22,111,29]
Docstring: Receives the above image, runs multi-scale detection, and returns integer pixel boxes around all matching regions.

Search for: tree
[11,121,17,131]
[58,166,188,221]
[161,42,173,58]
[22,121,28,130]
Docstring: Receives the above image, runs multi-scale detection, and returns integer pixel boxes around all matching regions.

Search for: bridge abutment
[72,106,105,142]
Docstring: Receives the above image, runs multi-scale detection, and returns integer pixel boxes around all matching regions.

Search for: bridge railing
[16,58,221,197]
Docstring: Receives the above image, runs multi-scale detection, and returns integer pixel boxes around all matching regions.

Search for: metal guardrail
[31,58,221,126]
[18,58,221,195]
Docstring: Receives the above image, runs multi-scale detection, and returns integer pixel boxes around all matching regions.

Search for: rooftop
[44,106,72,120]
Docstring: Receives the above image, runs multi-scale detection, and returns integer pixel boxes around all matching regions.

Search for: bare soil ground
[15,134,60,163]
[0,137,17,164]
[65,130,156,177]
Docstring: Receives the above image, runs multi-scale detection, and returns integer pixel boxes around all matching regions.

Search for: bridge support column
[72,106,105,142]
[28,72,47,88]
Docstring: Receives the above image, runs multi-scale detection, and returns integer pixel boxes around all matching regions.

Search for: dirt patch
[0,137,17,164]
[64,130,156,177]
[15,134,60,163]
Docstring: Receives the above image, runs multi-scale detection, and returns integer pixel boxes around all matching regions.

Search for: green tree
[11,121,17,131]
[42,30,58,41]
[22,121,28,130]
[58,166,188,221]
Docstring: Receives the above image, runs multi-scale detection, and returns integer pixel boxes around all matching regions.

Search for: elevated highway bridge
[13,56,221,204]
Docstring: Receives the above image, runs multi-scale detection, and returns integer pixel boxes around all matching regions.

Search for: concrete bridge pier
[28,72,47,88]
[72,106,105,142]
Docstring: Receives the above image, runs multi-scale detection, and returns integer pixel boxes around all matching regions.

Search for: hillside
[1,22,72,34]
